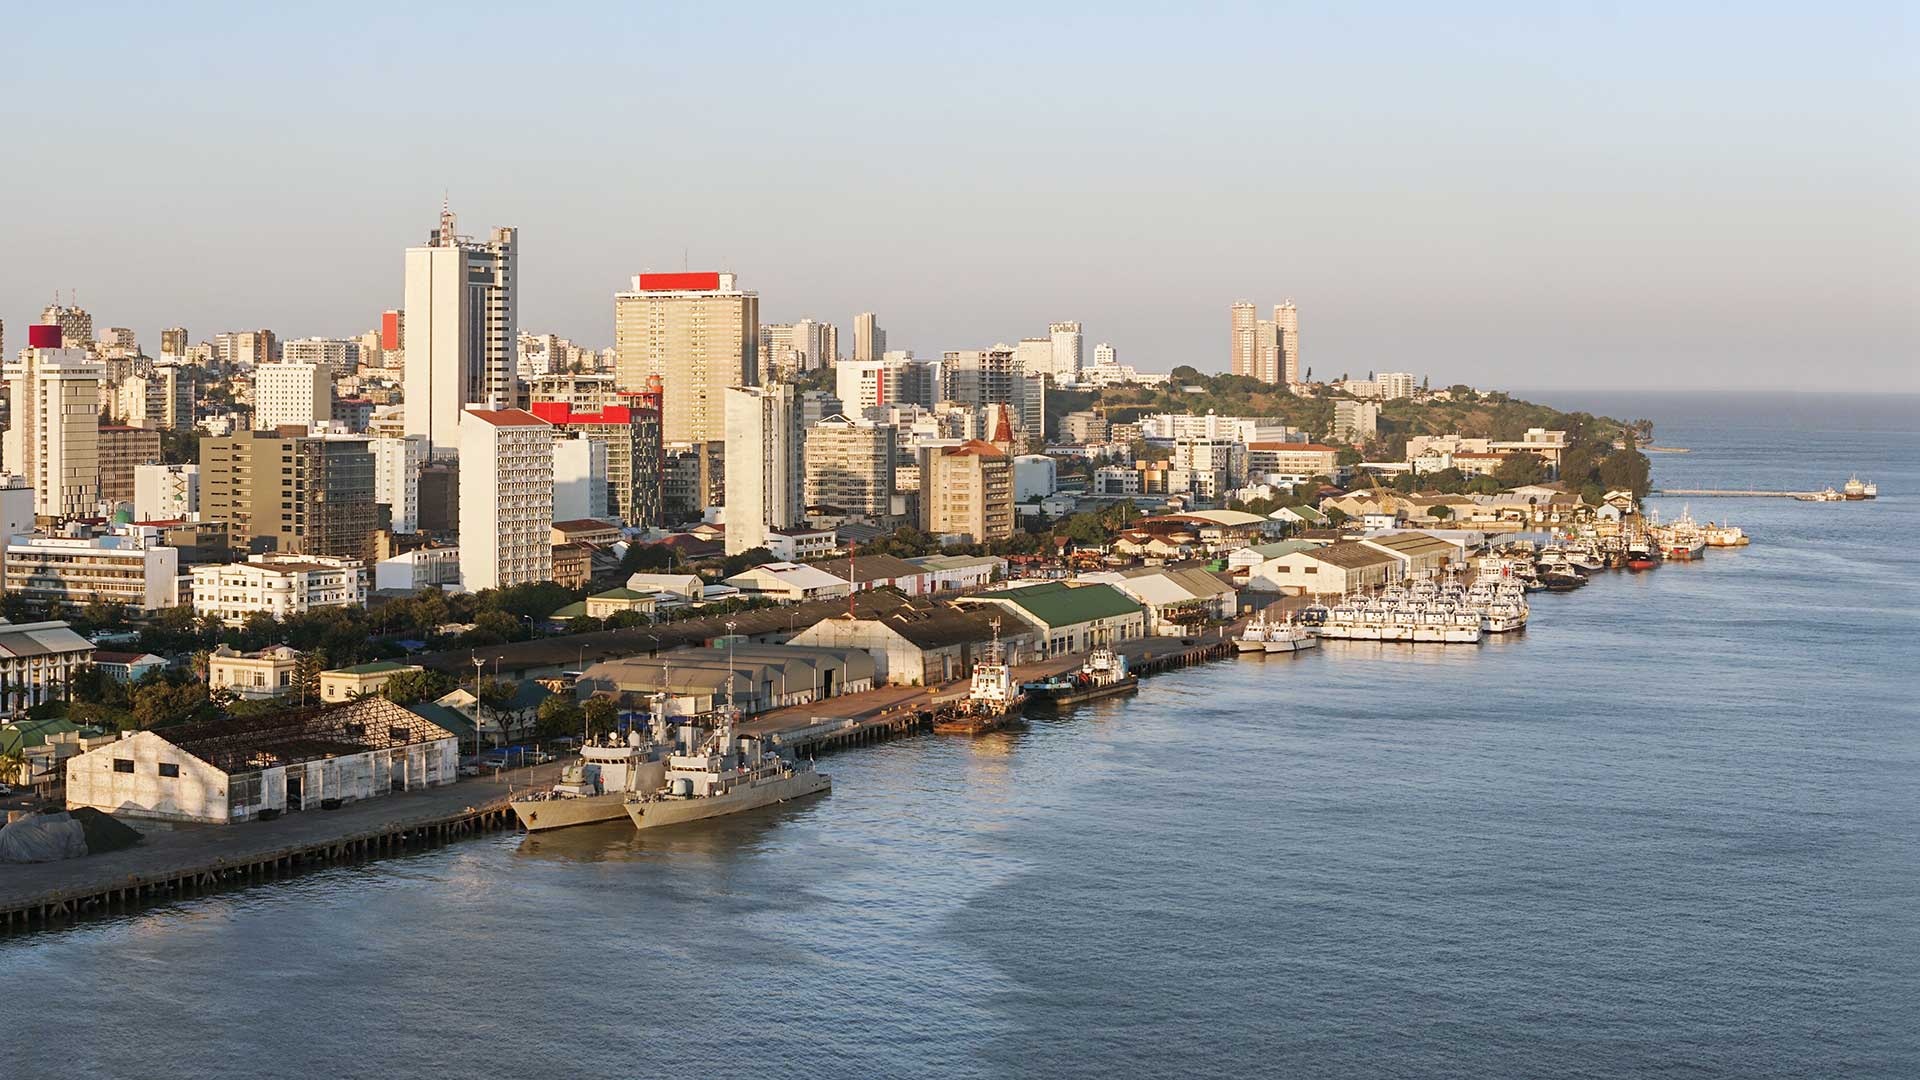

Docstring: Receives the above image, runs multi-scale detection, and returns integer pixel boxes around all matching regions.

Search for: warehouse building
[576,643,875,718]
[65,697,460,824]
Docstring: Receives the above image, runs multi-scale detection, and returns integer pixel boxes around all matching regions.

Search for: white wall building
[133,463,199,522]
[1049,321,1083,382]
[0,620,96,714]
[404,203,518,457]
[4,533,179,611]
[723,384,802,556]
[65,698,458,825]
[190,553,367,625]
[371,434,429,534]
[1013,454,1058,502]
[457,408,554,591]
[252,361,331,431]
[553,435,610,523]
[280,337,362,377]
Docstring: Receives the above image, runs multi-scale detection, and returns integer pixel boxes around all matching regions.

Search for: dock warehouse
[65,697,460,824]
[576,644,876,718]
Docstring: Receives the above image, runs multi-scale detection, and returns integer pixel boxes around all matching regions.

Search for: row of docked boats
[1800,475,1878,502]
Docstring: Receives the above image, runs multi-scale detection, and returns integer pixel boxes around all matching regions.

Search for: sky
[1,2,1914,392]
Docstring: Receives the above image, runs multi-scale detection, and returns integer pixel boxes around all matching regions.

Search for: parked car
[457,764,482,778]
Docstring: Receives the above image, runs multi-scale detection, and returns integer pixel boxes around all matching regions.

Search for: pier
[1,634,1237,933]
[1652,488,1822,498]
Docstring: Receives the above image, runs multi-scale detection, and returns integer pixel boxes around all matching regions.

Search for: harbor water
[3,392,1915,1079]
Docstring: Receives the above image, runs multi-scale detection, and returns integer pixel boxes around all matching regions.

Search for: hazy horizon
[2,4,1913,392]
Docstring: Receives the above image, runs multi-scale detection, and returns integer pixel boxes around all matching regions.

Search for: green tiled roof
[969,582,1143,629]
[591,587,654,601]
[550,602,589,619]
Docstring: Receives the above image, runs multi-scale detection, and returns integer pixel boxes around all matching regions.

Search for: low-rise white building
[133,463,199,522]
[207,644,303,700]
[0,619,97,715]
[191,554,368,626]
[3,533,180,612]
[723,561,851,603]
[65,697,459,825]
[373,547,461,593]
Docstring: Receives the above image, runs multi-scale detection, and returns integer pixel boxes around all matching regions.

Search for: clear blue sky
[2,2,1914,390]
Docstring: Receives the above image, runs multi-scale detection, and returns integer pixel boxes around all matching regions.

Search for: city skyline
[1,5,1914,392]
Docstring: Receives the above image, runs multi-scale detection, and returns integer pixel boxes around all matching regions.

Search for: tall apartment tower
[918,440,1014,543]
[1275,300,1300,385]
[3,325,103,517]
[1254,318,1280,383]
[159,326,189,358]
[457,408,554,591]
[1049,322,1083,382]
[371,435,430,533]
[403,201,518,457]
[39,303,94,353]
[1230,301,1258,378]
[940,348,1045,442]
[804,416,896,522]
[722,383,801,556]
[613,272,757,445]
[253,362,332,431]
[853,312,886,363]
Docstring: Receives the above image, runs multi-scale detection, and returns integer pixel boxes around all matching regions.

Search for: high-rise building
[1275,300,1300,385]
[1253,318,1280,383]
[253,362,332,431]
[202,430,377,558]
[663,442,724,522]
[1230,301,1258,378]
[1333,399,1380,444]
[940,348,1045,442]
[39,303,94,353]
[552,436,610,522]
[3,325,103,517]
[853,312,885,362]
[804,416,896,521]
[722,384,801,555]
[529,386,665,529]
[403,201,518,456]
[1094,342,1116,367]
[800,389,844,428]
[98,327,138,352]
[614,272,757,445]
[1014,338,1052,385]
[918,440,1013,542]
[457,408,554,591]
[97,425,162,505]
[134,463,199,522]
[281,337,361,377]
[160,327,189,358]
[1376,371,1416,400]
[790,318,833,371]
[371,435,429,534]
[211,329,278,369]
[1049,322,1083,383]
[835,356,937,414]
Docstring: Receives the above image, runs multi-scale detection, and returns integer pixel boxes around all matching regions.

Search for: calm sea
[4,392,1915,1079]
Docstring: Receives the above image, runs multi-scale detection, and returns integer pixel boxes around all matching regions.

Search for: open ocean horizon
[2,390,1915,1079]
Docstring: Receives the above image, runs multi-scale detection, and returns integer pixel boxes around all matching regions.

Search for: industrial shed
[65,697,460,824]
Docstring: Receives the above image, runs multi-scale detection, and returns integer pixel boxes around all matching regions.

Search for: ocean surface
[4,392,1915,1079]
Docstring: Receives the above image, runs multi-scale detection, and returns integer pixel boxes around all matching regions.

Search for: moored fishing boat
[1023,648,1139,707]
[1234,613,1273,652]
[1263,615,1319,654]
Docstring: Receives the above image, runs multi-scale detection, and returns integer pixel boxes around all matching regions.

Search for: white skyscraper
[3,325,103,517]
[722,384,802,555]
[371,435,429,534]
[405,201,518,457]
[457,408,553,591]
[1049,321,1083,382]
[253,362,331,431]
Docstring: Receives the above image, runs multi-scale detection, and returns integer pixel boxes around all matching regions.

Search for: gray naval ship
[624,711,829,832]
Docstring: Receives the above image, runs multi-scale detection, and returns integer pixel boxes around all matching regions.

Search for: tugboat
[934,621,1027,735]
[511,712,669,832]
[1625,532,1659,571]
[1023,647,1139,708]
[623,711,829,832]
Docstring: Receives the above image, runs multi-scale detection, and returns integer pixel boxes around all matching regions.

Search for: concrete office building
[191,554,366,626]
[613,272,757,444]
[530,392,666,529]
[39,303,94,352]
[4,533,179,611]
[159,326,189,359]
[371,435,429,534]
[253,361,331,431]
[804,415,896,521]
[1334,399,1380,444]
[836,355,937,413]
[552,435,610,522]
[202,430,378,558]
[3,325,103,518]
[457,408,554,591]
[723,384,802,556]
[97,425,162,505]
[281,337,362,377]
[403,201,518,456]
[940,348,1045,441]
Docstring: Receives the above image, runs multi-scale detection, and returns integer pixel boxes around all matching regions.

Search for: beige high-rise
[3,328,103,518]
[1275,300,1300,384]
[1230,301,1257,378]
[853,312,885,363]
[614,272,758,444]
[918,440,1013,543]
